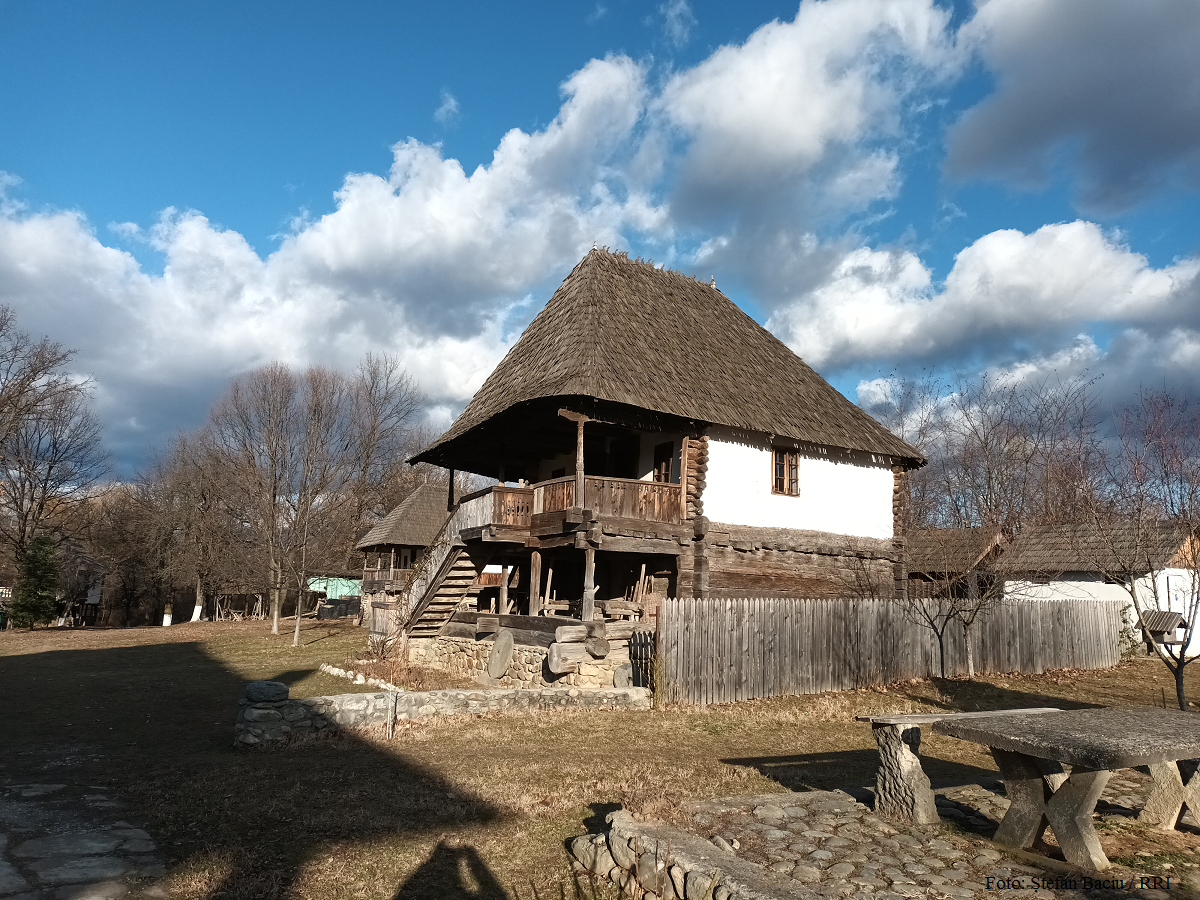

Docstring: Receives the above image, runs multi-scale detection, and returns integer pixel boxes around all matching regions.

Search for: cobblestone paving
[686,772,1200,900]
[0,783,167,899]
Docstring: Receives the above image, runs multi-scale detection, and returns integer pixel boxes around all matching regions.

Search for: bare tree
[1080,390,1200,710]
[205,358,426,636]
[0,305,78,448]
[0,390,109,559]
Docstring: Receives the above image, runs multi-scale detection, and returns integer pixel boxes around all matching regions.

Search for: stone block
[242,707,283,723]
[245,681,289,702]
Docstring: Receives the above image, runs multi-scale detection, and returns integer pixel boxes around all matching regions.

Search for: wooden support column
[529,550,542,616]
[499,562,510,615]
[575,419,585,506]
[583,546,596,622]
[558,409,593,508]
[448,468,456,511]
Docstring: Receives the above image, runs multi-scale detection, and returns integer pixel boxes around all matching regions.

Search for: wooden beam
[447,468,455,510]
[583,545,596,622]
[529,550,542,616]
[499,562,510,615]
[596,535,684,556]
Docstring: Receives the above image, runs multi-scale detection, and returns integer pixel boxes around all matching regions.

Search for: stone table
[933,707,1200,871]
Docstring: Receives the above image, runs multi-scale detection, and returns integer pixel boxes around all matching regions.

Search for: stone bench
[856,708,1061,824]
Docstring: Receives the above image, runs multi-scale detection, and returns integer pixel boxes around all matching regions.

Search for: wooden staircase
[405,549,488,638]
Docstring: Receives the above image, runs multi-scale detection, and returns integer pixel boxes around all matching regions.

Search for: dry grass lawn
[1,621,1196,899]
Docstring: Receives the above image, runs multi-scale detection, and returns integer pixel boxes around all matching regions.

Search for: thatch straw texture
[415,248,920,466]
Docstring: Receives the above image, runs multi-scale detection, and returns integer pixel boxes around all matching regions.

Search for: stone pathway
[0,783,167,899]
[683,773,1200,900]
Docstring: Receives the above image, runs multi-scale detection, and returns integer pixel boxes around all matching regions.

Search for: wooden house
[906,527,1006,599]
[357,481,452,604]
[1001,520,1197,654]
[397,248,923,646]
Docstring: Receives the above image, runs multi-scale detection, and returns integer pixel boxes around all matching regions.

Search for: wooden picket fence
[658,597,1125,705]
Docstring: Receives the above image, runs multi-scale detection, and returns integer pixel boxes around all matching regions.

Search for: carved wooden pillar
[575,418,586,508]
[448,468,456,511]
[529,550,542,616]
[583,546,596,622]
[499,562,510,615]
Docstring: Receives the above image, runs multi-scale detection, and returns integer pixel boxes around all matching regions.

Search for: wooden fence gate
[658,597,1125,705]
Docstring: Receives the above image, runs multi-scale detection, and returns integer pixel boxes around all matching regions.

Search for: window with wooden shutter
[772,448,800,496]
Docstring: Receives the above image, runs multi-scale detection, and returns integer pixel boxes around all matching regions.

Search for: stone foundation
[408,635,630,688]
[235,682,650,747]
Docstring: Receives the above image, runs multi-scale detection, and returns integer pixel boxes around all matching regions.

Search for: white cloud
[767,220,1200,370]
[660,0,697,48]
[434,89,460,125]
[948,0,1200,211]
[658,0,955,223]
[0,55,660,471]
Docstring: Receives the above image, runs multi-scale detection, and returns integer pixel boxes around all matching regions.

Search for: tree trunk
[270,556,281,635]
[190,576,204,622]
[1178,663,1189,712]
[936,630,946,679]
[964,622,975,680]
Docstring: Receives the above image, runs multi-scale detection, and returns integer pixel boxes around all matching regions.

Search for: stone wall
[408,635,630,688]
[568,808,807,900]
[234,680,651,747]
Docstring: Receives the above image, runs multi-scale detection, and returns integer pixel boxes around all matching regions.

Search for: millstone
[487,629,515,679]
[245,680,289,702]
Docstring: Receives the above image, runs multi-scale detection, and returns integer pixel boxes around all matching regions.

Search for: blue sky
[2,0,1200,475]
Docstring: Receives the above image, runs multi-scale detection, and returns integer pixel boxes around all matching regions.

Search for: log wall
[658,596,1124,704]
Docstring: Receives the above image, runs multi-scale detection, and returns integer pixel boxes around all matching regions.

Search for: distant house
[397,248,923,639]
[906,527,1006,599]
[356,481,452,604]
[1002,521,1196,654]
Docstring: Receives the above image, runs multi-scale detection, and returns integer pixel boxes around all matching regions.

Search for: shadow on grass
[722,748,1001,796]
[393,842,508,900]
[892,677,1104,715]
[0,636,506,899]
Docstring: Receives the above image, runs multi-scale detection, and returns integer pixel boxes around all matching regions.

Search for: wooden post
[583,546,596,622]
[575,418,585,507]
[499,562,510,615]
[529,550,542,616]
[558,409,593,509]
[448,468,456,511]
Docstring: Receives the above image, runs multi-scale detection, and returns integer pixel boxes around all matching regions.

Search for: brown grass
[0,621,1195,899]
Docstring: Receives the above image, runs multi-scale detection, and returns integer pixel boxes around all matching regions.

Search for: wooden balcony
[362,568,412,592]
[457,477,684,545]
[533,475,683,525]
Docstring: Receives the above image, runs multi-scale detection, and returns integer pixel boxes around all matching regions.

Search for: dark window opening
[773,448,800,496]
[653,441,675,483]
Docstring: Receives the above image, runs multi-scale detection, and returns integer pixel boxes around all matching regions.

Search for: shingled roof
[907,527,1006,575]
[1001,521,1193,576]
[355,482,449,551]
[415,248,921,466]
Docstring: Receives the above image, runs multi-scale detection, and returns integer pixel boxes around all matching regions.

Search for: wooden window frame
[772,448,800,497]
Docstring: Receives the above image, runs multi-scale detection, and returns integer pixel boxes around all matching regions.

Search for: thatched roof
[355,482,449,551]
[414,249,921,468]
[907,527,1006,575]
[1001,521,1192,576]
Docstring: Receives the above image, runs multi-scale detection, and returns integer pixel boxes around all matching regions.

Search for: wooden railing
[532,477,575,515]
[533,475,682,524]
[493,486,533,526]
[363,568,412,589]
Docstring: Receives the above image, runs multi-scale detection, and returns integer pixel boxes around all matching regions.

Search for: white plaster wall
[702,431,894,539]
